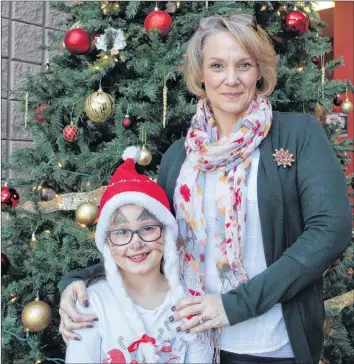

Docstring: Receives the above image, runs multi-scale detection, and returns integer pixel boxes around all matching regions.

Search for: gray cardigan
[59,112,352,364]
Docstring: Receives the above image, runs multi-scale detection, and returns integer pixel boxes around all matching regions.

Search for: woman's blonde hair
[183,15,277,98]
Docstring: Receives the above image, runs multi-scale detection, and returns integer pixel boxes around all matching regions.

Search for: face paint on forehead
[110,209,129,226]
[137,208,158,222]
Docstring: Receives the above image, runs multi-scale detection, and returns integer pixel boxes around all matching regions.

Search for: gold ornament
[162,72,168,128]
[137,145,153,166]
[30,232,37,249]
[341,99,353,114]
[75,201,98,225]
[21,298,52,332]
[84,88,115,122]
[273,148,295,168]
[45,59,52,74]
[314,103,324,120]
[101,0,110,15]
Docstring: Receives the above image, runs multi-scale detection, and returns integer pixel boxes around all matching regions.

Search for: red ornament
[283,11,309,34]
[144,9,173,36]
[1,186,20,208]
[34,104,49,123]
[63,125,80,142]
[64,28,91,55]
[122,114,133,129]
[333,95,343,106]
[312,56,320,65]
[333,105,342,113]
[1,253,10,275]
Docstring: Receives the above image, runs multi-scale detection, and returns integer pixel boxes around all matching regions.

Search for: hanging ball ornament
[333,95,343,106]
[283,10,309,34]
[75,201,98,226]
[63,125,80,142]
[144,9,173,37]
[84,88,115,122]
[34,104,49,123]
[122,114,133,129]
[312,56,320,65]
[21,298,52,332]
[64,28,91,55]
[1,185,20,208]
[333,105,342,113]
[341,98,353,114]
[137,145,153,166]
[1,253,10,275]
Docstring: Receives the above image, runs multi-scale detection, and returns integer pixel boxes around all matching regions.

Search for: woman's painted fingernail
[83,300,89,307]
[176,327,181,332]
[87,324,94,328]
[171,306,176,311]
[74,337,81,341]
[93,317,99,321]
[186,329,190,333]
[169,316,174,323]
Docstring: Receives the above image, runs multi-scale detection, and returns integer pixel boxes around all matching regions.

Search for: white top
[65,281,212,364]
[203,148,294,357]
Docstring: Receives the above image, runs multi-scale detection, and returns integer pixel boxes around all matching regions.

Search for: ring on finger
[198,314,204,325]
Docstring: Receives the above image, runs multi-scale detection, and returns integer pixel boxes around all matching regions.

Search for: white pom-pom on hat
[122,146,141,162]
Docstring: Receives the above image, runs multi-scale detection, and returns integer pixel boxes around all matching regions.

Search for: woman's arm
[65,302,101,364]
[222,116,352,325]
[58,263,104,293]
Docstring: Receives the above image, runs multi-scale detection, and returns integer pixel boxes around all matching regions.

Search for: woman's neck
[213,108,244,137]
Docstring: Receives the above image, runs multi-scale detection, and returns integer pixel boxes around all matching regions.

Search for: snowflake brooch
[273,148,295,168]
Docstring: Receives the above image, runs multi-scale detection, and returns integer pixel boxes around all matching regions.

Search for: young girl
[65,147,212,364]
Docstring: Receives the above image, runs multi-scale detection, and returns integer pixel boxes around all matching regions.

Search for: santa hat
[95,146,186,363]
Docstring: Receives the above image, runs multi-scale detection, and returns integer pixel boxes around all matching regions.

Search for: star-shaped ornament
[273,148,295,168]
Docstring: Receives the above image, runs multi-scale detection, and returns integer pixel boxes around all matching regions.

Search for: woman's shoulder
[272,111,320,131]
[164,137,186,157]
[271,111,323,144]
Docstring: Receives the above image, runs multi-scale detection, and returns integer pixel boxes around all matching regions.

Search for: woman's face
[202,31,260,122]
[107,204,164,277]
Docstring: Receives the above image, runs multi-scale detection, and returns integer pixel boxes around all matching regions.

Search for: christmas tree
[1,1,353,363]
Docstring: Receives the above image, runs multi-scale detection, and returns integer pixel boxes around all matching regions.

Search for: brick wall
[1,1,68,181]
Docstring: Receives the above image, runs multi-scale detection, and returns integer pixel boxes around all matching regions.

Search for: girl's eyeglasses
[107,224,164,246]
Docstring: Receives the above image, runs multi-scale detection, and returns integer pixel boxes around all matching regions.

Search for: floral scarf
[175,96,272,299]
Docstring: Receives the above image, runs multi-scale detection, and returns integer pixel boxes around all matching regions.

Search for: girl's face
[107,204,164,276]
[202,31,260,122]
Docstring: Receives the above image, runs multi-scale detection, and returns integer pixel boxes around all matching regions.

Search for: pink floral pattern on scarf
[174,96,272,297]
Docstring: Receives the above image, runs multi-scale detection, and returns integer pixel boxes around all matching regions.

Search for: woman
[65,147,212,363]
[59,15,352,364]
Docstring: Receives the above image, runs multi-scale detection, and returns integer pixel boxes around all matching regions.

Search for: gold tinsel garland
[23,186,107,213]
[324,290,354,311]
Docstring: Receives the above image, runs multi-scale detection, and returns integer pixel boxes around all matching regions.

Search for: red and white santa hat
[95,146,187,363]
[95,145,178,253]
